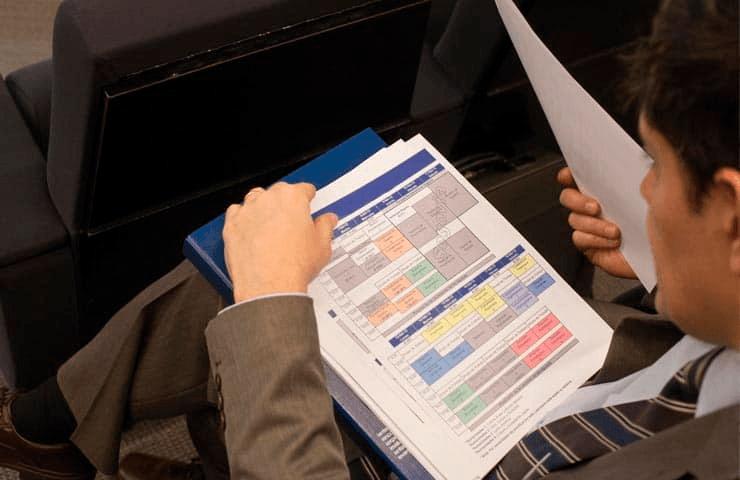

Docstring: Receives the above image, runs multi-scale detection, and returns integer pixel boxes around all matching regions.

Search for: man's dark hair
[624,0,739,208]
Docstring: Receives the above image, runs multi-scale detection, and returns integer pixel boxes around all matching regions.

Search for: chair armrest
[6,60,52,158]
[0,75,68,267]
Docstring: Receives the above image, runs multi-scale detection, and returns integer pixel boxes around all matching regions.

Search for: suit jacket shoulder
[205,296,349,480]
[586,298,684,384]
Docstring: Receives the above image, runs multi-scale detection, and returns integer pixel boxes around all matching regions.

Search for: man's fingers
[291,182,317,201]
[244,187,265,203]
[315,213,338,261]
[572,230,620,251]
[556,167,576,187]
[225,204,240,221]
[568,213,621,239]
[559,188,601,215]
[315,213,338,244]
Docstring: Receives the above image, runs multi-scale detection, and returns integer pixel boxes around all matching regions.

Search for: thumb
[314,213,338,246]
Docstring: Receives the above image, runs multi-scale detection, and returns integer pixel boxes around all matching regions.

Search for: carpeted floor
[0,0,59,75]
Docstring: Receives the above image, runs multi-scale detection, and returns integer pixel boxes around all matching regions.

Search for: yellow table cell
[447,301,475,326]
[422,319,452,343]
[468,286,505,318]
[509,254,536,277]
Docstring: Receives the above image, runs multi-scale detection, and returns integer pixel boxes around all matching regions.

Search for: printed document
[494,0,657,290]
[308,135,612,479]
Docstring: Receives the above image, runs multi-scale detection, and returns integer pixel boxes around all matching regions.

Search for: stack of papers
[308,135,612,479]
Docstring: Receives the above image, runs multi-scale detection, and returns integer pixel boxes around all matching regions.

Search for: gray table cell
[427,242,467,279]
[348,239,372,255]
[397,213,437,249]
[361,252,392,276]
[488,308,518,332]
[358,292,389,317]
[329,246,347,263]
[467,349,577,431]
[467,365,494,391]
[479,377,510,404]
[414,194,456,230]
[486,348,518,373]
[462,321,495,349]
[446,228,488,265]
[429,172,477,216]
[327,257,368,293]
[503,362,531,386]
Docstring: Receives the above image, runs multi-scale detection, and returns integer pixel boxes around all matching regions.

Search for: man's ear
[713,168,740,275]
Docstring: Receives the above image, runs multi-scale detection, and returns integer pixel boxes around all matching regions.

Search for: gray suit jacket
[205,296,350,480]
[205,296,739,480]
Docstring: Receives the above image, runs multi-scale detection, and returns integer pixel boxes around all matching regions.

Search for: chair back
[47,0,430,337]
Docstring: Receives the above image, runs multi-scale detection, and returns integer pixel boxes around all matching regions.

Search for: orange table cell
[524,343,552,368]
[533,313,560,338]
[511,329,539,355]
[382,275,413,299]
[395,289,424,313]
[368,302,398,327]
[544,326,573,351]
[374,229,414,261]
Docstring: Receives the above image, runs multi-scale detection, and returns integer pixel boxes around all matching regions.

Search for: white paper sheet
[309,136,612,478]
[494,0,657,290]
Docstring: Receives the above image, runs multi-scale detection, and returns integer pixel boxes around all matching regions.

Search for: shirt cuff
[218,293,311,316]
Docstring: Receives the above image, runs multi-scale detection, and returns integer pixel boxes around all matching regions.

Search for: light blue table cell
[502,283,537,314]
[419,359,452,385]
[444,341,474,368]
[527,273,555,296]
[411,349,443,375]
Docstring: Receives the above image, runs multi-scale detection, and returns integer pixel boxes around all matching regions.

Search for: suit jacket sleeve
[205,295,349,480]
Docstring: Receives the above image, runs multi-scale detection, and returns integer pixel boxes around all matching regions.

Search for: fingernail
[586,202,598,213]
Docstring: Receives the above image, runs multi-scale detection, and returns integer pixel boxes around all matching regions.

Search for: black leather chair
[407,0,535,155]
[1,0,431,388]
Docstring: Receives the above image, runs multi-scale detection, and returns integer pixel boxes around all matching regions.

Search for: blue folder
[184,129,435,480]
[184,128,388,303]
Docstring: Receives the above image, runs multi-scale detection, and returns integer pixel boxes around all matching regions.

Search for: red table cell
[524,343,551,368]
[544,326,573,351]
[533,313,559,338]
[511,330,539,355]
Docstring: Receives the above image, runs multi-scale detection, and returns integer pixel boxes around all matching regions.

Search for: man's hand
[557,167,637,279]
[223,182,338,303]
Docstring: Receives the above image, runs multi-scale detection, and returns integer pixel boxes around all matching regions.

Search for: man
[1,0,737,478]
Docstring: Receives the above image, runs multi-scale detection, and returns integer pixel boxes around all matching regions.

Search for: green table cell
[456,396,487,424]
[443,383,474,410]
[419,272,446,296]
[405,260,434,283]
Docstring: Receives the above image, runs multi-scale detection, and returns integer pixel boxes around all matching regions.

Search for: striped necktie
[490,346,725,480]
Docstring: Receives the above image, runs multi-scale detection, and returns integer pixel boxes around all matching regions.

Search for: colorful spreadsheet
[309,136,612,480]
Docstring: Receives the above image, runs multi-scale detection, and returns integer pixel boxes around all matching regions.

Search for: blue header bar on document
[314,150,438,231]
